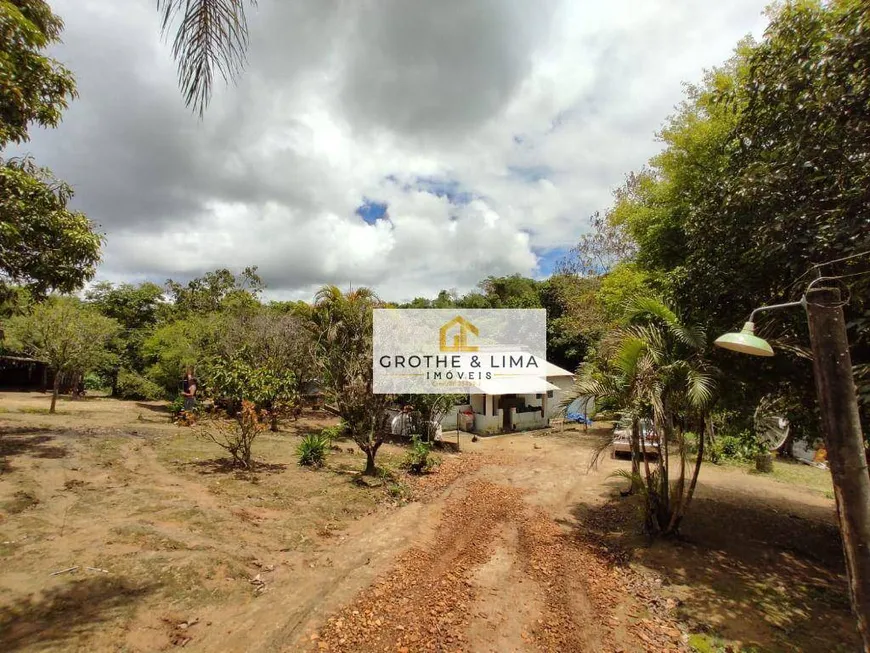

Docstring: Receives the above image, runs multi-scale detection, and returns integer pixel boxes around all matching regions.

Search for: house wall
[474,410,502,434]
[510,407,547,430]
[441,404,472,430]
[548,376,578,418]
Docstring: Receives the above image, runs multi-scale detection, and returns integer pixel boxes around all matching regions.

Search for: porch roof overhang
[471,376,559,395]
[543,361,574,378]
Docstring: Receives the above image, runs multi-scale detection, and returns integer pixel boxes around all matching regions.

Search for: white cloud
[10,0,770,302]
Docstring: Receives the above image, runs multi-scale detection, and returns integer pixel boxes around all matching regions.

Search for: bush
[401,436,441,474]
[199,400,265,468]
[169,395,185,416]
[320,422,346,443]
[83,372,105,391]
[297,432,329,468]
[116,369,165,400]
[708,430,765,463]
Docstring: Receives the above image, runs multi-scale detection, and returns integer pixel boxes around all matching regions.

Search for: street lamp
[715,288,870,644]
[713,299,805,357]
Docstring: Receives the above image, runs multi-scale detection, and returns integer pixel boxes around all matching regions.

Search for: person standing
[181,368,198,414]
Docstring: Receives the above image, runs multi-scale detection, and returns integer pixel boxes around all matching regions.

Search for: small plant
[297,432,329,468]
[401,436,441,474]
[320,422,346,444]
[169,395,185,416]
[199,400,266,469]
[83,372,105,392]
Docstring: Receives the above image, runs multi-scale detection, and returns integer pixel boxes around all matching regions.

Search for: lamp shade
[714,322,774,357]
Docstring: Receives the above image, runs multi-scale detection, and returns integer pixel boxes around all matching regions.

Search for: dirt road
[1,394,852,652]
[294,434,688,653]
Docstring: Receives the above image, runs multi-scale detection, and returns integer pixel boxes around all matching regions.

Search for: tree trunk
[50,373,59,414]
[363,449,377,476]
[270,412,279,432]
[628,418,642,494]
[674,415,708,533]
[806,287,870,651]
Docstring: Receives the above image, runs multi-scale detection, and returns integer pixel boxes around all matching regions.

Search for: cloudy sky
[14,0,769,302]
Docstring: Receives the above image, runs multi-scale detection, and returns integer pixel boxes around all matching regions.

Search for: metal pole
[805,287,870,651]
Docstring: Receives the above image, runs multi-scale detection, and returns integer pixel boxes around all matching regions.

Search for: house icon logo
[439,316,479,352]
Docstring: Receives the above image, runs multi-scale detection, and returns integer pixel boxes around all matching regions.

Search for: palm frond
[559,377,614,411]
[613,333,647,377]
[685,367,716,408]
[623,324,666,365]
[158,0,257,116]
[625,295,707,350]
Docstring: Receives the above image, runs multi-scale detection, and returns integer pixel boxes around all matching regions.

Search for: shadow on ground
[566,481,859,652]
[0,576,154,651]
[181,457,287,476]
[135,402,171,414]
[0,432,69,472]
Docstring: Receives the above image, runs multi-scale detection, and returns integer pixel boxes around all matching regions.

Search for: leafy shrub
[708,430,765,463]
[401,436,441,474]
[297,432,329,468]
[205,353,298,421]
[83,372,105,391]
[116,369,165,400]
[199,400,266,468]
[169,395,185,416]
[320,422,346,443]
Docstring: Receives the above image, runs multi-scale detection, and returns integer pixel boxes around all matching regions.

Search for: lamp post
[715,287,870,650]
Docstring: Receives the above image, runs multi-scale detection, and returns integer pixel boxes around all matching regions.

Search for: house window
[547,391,554,398]
[535,393,542,399]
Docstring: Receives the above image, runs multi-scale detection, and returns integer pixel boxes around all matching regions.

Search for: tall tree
[206,309,315,428]
[0,1,102,299]
[5,297,119,412]
[0,0,76,146]
[312,285,392,475]
[165,266,264,316]
[85,282,166,392]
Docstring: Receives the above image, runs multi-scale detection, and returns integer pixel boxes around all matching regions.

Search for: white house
[442,360,583,435]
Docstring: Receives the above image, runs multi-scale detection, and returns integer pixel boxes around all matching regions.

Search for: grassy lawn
[721,456,834,498]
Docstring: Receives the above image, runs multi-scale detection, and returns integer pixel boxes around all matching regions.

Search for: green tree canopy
[1,2,102,299]
[5,296,119,412]
[0,0,77,146]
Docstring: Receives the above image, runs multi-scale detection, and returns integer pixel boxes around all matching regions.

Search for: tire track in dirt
[310,473,689,653]
[310,480,526,652]
[516,508,687,652]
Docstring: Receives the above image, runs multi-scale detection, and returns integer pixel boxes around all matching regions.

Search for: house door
[502,395,513,431]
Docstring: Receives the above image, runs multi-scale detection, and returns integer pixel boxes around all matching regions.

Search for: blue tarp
[565,397,593,424]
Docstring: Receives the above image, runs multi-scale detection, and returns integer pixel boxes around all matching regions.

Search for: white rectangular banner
[373,309,547,394]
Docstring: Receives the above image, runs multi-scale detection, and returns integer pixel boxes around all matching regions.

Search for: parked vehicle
[611,417,659,458]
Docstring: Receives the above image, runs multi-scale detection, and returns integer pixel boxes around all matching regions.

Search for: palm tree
[622,297,716,535]
[158,0,257,116]
[566,296,716,535]
[311,285,393,475]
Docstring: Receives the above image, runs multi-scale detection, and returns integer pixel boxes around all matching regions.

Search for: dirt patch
[405,452,513,501]
[313,481,527,652]
[313,474,688,653]
[0,396,858,652]
[464,525,543,653]
[0,394,423,652]
[568,451,859,652]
